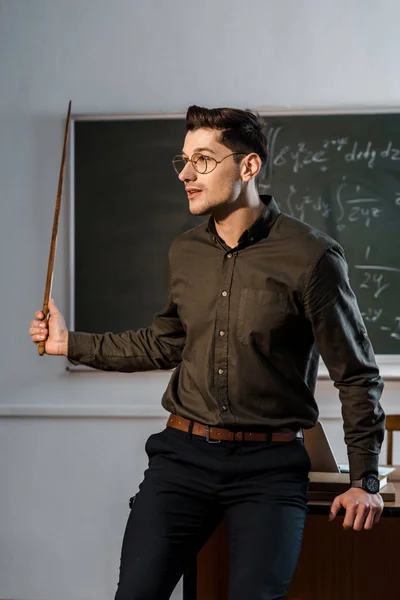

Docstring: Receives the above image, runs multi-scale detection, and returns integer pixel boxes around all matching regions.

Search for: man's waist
[167,414,303,443]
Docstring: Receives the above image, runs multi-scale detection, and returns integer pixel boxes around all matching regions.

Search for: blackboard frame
[68,109,400,378]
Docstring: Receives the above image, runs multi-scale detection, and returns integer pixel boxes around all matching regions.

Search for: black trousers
[114,425,310,600]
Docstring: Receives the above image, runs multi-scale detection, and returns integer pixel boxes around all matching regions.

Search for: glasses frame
[172,151,247,175]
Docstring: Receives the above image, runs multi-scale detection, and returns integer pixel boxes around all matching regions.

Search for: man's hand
[29,298,68,356]
[329,488,383,530]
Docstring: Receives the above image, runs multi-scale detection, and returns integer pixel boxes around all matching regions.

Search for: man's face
[178,128,243,216]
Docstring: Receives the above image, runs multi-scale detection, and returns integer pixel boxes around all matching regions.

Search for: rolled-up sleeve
[304,245,385,481]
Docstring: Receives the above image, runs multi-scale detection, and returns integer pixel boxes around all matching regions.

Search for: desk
[184,482,400,600]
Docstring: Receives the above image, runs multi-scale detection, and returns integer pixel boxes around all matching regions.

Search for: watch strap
[350,478,363,488]
[350,475,380,493]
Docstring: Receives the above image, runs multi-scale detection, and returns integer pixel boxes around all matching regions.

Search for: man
[29,105,385,600]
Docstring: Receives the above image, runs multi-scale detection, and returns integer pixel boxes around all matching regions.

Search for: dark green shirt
[68,195,385,480]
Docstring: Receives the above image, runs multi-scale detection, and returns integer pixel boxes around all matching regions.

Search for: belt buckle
[205,425,221,444]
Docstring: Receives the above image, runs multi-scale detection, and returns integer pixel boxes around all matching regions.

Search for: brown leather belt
[167,415,303,443]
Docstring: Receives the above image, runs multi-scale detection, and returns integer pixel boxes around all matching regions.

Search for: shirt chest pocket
[237,288,288,346]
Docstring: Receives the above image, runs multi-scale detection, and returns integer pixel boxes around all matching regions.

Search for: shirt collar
[206,195,281,247]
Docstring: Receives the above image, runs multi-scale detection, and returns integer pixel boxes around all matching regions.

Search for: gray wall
[1,1,400,599]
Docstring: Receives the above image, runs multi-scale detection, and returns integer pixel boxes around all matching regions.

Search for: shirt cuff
[348,453,379,481]
[67,331,94,363]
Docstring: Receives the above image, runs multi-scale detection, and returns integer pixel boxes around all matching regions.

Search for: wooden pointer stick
[38,101,72,356]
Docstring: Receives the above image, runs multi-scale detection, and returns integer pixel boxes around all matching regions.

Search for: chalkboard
[72,112,400,355]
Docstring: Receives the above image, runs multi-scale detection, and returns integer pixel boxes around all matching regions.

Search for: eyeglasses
[172,152,247,175]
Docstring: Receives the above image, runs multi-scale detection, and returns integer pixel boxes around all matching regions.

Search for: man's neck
[212,196,264,249]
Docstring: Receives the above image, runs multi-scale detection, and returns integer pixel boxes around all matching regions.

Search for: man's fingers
[374,506,383,524]
[331,491,384,530]
[30,319,46,329]
[363,507,376,530]
[29,326,48,340]
[370,503,383,527]
[29,323,48,334]
[29,319,48,344]
[329,498,341,520]
[35,298,58,321]
[352,504,369,531]
[32,332,48,343]
[342,502,358,529]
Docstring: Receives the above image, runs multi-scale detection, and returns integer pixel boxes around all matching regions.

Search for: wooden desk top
[307,481,400,517]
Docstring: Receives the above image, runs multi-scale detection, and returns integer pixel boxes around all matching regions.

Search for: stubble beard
[188,194,214,216]
[188,191,234,217]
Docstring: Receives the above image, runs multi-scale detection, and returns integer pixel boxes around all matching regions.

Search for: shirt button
[221,405,229,412]
[219,330,225,337]
[250,237,254,242]
[218,368,224,375]
[221,291,228,297]
[227,253,232,258]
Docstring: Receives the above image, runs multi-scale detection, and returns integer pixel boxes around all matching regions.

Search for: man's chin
[188,203,211,216]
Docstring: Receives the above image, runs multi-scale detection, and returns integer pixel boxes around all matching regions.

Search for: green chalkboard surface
[73,113,400,355]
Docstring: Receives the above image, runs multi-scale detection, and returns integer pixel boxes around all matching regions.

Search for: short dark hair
[185,105,268,185]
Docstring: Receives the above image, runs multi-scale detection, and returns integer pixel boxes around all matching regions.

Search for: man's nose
[178,161,197,182]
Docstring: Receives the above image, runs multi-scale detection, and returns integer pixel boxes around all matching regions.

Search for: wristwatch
[350,474,380,494]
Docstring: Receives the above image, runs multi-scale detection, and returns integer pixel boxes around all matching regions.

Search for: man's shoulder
[168,220,209,257]
[275,212,342,258]
[171,221,207,250]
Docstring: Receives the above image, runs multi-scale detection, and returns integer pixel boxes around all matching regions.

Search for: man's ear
[241,153,262,182]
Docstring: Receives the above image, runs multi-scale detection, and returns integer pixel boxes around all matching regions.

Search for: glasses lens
[172,156,187,174]
[192,153,216,174]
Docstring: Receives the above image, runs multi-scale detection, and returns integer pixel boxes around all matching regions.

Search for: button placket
[214,250,236,418]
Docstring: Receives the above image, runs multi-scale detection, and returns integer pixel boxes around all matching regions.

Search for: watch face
[366,475,380,493]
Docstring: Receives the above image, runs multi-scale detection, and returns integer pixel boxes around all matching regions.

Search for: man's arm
[303,245,385,482]
[68,295,185,372]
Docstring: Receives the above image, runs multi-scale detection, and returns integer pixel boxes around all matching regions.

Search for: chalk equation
[259,181,400,231]
[360,311,400,342]
[265,126,400,175]
[355,255,400,343]
[359,271,390,298]
[380,318,400,341]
